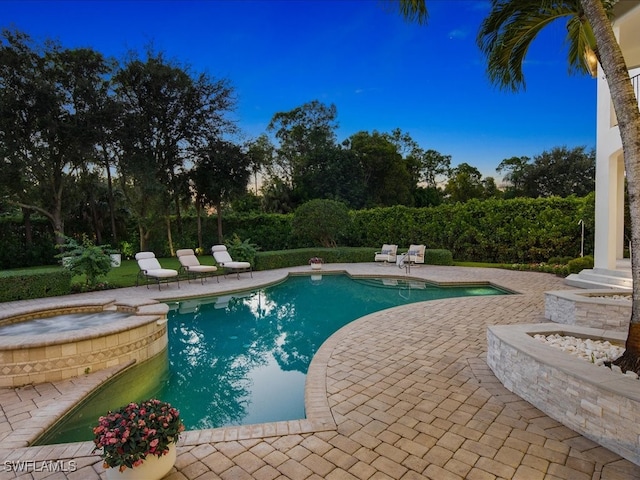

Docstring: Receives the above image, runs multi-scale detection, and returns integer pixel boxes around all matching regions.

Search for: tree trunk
[166,216,175,257]
[216,200,224,244]
[139,224,150,252]
[581,0,640,372]
[21,207,33,247]
[104,148,118,245]
[196,197,203,249]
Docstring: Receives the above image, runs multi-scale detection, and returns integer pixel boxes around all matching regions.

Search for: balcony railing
[610,68,640,127]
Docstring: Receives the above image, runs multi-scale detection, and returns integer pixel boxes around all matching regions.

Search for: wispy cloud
[354,87,380,95]
[448,29,468,40]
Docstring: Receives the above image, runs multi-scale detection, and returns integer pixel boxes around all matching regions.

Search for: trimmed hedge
[424,249,454,266]
[2,195,594,268]
[254,247,375,270]
[568,255,594,274]
[253,247,453,271]
[0,268,72,302]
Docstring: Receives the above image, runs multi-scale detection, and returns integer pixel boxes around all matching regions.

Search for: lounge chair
[176,249,219,284]
[401,244,426,265]
[135,252,180,290]
[374,244,398,263]
[211,245,253,279]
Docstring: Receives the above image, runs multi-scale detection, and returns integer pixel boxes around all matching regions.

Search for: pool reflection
[38,274,509,442]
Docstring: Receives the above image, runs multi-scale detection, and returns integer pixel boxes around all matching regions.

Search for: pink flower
[92,398,183,470]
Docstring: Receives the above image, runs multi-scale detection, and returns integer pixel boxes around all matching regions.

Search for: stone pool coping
[487,322,640,465]
[0,299,170,389]
[2,264,639,478]
[0,266,511,455]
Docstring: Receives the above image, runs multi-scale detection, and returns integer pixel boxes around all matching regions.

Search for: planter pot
[110,253,122,268]
[310,263,322,270]
[105,443,176,480]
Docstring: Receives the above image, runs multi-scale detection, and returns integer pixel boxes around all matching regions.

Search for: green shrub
[548,256,574,265]
[56,235,116,288]
[1,195,594,268]
[224,235,259,265]
[567,255,594,274]
[424,249,454,266]
[253,247,453,270]
[292,199,351,247]
[0,268,72,302]
[0,216,57,269]
[254,247,375,270]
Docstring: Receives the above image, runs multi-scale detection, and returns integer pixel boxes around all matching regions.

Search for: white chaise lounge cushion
[176,249,217,273]
[211,245,251,269]
[135,252,178,278]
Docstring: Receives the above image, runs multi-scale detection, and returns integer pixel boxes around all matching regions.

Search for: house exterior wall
[594,4,640,272]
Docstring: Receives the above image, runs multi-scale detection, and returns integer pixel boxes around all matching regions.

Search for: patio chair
[176,248,219,284]
[401,244,426,265]
[211,245,253,279]
[374,244,398,263]
[135,252,180,290]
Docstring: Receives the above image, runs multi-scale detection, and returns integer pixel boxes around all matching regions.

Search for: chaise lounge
[176,249,219,284]
[211,245,253,279]
[135,252,180,290]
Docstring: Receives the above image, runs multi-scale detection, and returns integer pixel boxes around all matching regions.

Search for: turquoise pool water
[36,274,508,444]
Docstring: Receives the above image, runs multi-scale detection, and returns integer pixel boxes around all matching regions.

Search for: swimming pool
[37,274,509,444]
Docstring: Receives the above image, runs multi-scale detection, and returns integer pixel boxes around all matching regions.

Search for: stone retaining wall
[0,300,169,387]
[545,290,631,331]
[487,323,640,466]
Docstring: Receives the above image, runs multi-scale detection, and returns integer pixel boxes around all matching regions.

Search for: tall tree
[267,99,338,198]
[497,147,595,198]
[496,155,532,198]
[246,134,275,196]
[0,29,112,247]
[475,0,640,373]
[348,130,413,207]
[528,146,595,197]
[192,140,251,243]
[114,50,235,252]
[445,163,486,203]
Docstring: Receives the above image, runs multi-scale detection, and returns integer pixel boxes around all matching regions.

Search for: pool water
[0,311,130,336]
[36,274,508,444]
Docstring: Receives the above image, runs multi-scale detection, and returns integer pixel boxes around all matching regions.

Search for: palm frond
[477,0,590,92]
[566,16,596,76]
[385,0,429,25]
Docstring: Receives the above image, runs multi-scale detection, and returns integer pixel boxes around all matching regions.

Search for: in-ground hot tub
[0,298,169,388]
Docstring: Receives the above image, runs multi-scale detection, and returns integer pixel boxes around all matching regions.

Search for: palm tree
[476,0,640,374]
[397,0,640,373]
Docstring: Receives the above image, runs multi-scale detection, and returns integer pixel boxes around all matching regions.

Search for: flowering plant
[308,257,323,265]
[92,399,184,471]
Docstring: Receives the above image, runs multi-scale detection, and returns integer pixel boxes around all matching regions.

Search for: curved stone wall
[0,299,169,388]
[487,323,639,465]
[545,289,631,331]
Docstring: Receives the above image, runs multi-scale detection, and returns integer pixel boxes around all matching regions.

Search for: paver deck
[1,264,639,479]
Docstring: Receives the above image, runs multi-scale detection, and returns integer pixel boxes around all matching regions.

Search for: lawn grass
[5,258,513,292]
[96,257,220,289]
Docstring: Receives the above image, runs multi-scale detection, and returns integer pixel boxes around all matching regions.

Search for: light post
[578,219,585,258]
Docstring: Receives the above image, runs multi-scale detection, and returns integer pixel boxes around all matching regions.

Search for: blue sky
[3,0,596,179]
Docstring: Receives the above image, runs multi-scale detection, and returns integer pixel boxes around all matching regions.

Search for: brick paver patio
[1,264,639,479]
